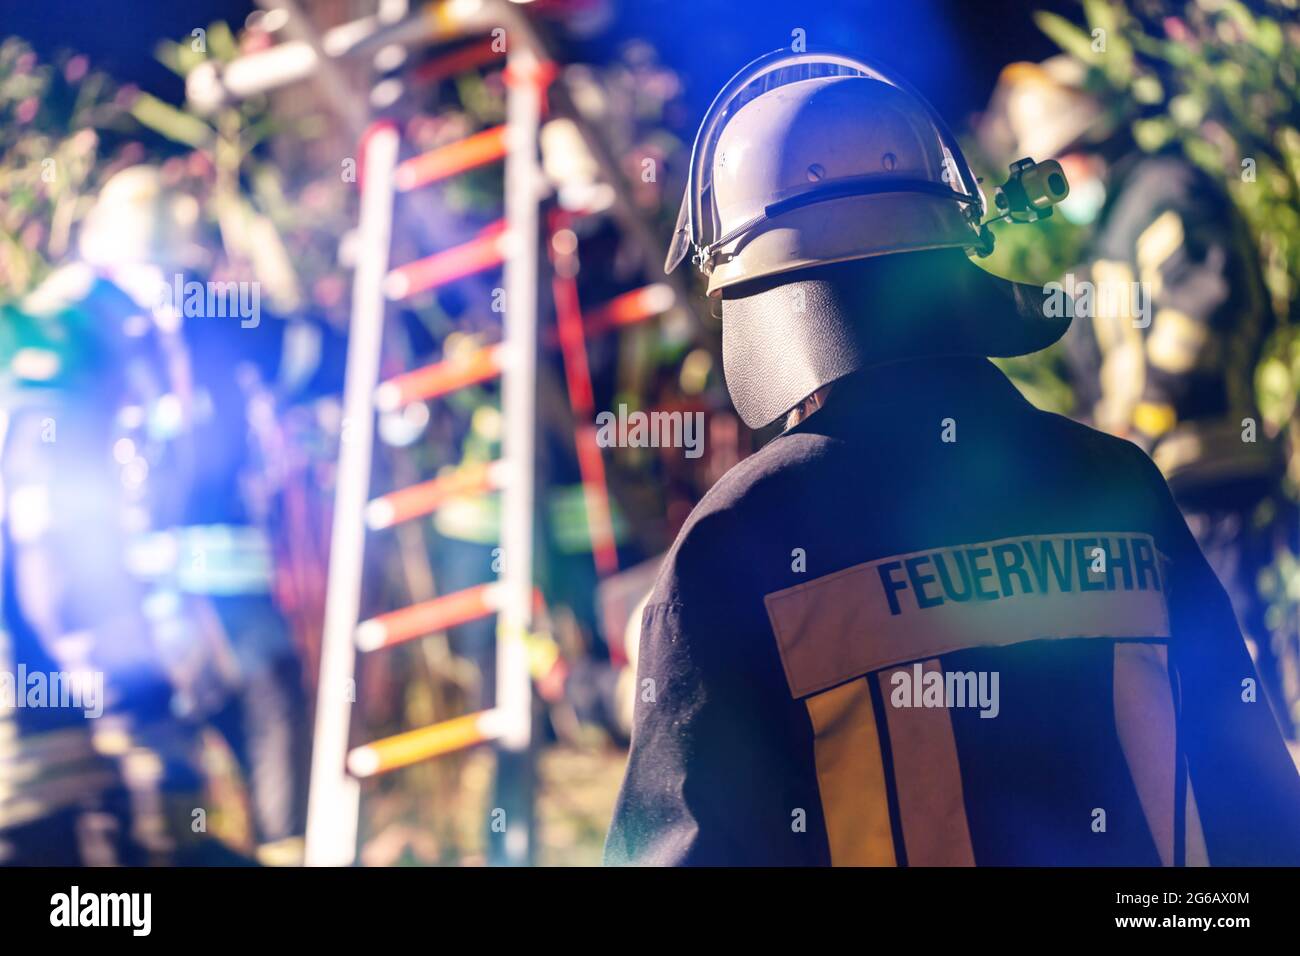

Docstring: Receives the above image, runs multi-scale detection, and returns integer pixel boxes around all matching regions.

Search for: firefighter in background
[430,334,629,731]
[606,48,1300,866]
[78,166,345,862]
[0,252,201,864]
[979,57,1295,737]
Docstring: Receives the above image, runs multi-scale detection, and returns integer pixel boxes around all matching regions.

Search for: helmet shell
[705,76,982,295]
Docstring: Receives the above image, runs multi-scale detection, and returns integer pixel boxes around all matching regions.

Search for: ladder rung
[411,38,503,86]
[544,283,675,345]
[383,224,507,300]
[365,460,506,530]
[375,343,505,411]
[583,283,676,336]
[395,126,507,191]
[347,709,503,777]
[355,583,500,651]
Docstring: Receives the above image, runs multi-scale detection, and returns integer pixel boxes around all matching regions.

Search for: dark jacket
[1062,153,1276,493]
[605,355,1300,865]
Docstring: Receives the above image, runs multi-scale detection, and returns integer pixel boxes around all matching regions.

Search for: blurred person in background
[428,338,632,735]
[979,56,1295,739]
[0,200,206,864]
[79,165,348,864]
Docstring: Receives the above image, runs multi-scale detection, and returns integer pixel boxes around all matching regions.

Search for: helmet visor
[665,187,694,274]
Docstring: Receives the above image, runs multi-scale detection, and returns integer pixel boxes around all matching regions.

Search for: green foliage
[0,38,134,299]
[1049,1,1300,409]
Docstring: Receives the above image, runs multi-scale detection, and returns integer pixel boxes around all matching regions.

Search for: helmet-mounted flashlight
[992,158,1070,224]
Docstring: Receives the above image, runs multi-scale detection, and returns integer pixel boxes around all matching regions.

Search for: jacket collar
[789,355,1029,435]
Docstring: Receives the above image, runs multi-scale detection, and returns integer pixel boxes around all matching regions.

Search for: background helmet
[78,165,204,272]
[977,56,1113,165]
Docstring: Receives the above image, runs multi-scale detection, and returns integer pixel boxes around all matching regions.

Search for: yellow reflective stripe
[1132,400,1178,438]
[805,679,896,866]
[1146,308,1208,374]
[1136,210,1184,277]
[1185,776,1209,866]
[1113,642,1178,866]
[427,0,459,35]
[1091,260,1142,346]
[766,532,1170,700]
[1091,260,1146,434]
[878,661,975,865]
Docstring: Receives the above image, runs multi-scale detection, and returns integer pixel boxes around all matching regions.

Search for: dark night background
[2,0,1079,132]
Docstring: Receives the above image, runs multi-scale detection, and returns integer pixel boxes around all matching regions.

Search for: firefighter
[78,165,347,863]
[979,57,1294,737]
[0,260,194,865]
[604,48,1300,866]
[1,166,280,864]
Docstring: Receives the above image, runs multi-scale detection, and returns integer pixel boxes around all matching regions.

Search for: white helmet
[667,49,1070,428]
[79,165,204,272]
[667,48,990,296]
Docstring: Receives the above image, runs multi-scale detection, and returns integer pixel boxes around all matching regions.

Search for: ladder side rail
[304,124,401,867]
[491,35,546,867]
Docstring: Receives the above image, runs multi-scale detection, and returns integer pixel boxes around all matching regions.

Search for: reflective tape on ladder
[581,283,675,336]
[410,37,503,86]
[394,125,507,191]
[542,282,675,345]
[355,582,501,651]
[383,222,508,300]
[347,708,505,777]
[365,460,508,530]
[374,342,505,411]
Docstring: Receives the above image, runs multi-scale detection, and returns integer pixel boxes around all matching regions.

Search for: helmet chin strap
[695,176,987,273]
